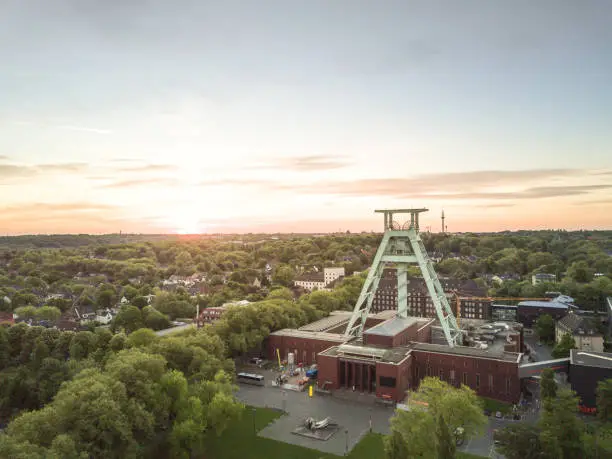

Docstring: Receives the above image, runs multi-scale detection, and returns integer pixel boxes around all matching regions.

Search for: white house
[294,267,346,292]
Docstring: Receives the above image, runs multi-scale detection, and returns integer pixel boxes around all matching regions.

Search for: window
[462,372,468,385]
[450,370,455,381]
[476,374,480,389]
[506,379,511,395]
[427,366,432,377]
[439,369,444,380]
[488,374,493,389]
[415,366,419,379]
[312,352,316,363]
[380,376,396,388]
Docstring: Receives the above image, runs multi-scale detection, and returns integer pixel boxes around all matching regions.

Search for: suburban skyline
[1,1,611,235]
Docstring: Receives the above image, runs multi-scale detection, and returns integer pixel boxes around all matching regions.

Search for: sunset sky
[1,1,611,235]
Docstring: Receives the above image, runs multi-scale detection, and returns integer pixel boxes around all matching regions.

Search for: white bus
[237,372,265,386]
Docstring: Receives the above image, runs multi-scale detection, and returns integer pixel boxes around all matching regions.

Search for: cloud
[0,202,115,219]
[247,155,352,172]
[0,161,88,179]
[475,203,516,208]
[115,164,178,173]
[100,177,180,188]
[54,125,112,135]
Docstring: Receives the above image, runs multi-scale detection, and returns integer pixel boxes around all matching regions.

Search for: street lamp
[345,429,349,456]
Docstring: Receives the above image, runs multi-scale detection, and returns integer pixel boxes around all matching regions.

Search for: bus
[236,372,265,386]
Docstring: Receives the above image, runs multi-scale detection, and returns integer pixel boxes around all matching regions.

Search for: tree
[535,314,555,343]
[272,265,295,287]
[539,389,585,458]
[385,377,487,459]
[596,378,612,422]
[113,305,144,334]
[566,261,594,283]
[540,368,557,400]
[495,423,543,459]
[552,333,577,358]
[14,305,37,321]
[35,306,61,322]
[126,328,157,348]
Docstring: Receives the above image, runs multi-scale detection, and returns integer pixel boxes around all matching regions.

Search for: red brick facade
[411,349,521,403]
[267,334,342,366]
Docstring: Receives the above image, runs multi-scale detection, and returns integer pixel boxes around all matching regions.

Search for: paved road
[154,323,195,336]
[524,335,553,362]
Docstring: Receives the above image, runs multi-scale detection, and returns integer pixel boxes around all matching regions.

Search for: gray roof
[412,342,521,363]
[364,316,418,337]
[299,313,351,332]
[558,313,601,335]
[518,301,569,310]
[571,350,612,369]
[269,329,347,343]
[320,343,412,364]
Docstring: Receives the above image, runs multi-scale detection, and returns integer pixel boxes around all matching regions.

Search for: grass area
[480,396,512,414]
[206,407,486,459]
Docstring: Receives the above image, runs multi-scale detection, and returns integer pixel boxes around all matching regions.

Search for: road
[524,335,553,362]
[154,323,195,336]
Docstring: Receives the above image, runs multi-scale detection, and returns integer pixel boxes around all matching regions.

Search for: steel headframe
[344,208,462,347]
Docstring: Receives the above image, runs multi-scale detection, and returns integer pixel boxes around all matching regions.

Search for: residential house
[294,267,346,292]
[556,313,604,353]
[532,273,557,285]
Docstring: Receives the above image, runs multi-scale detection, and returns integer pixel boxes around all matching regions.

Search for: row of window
[418,366,511,395]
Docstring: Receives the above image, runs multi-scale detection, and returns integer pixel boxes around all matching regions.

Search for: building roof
[299,312,352,332]
[412,342,521,363]
[364,316,418,337]
[269,329,347,343]
[571,350,612,369]
[295,273,325,283]
[320,343,412,364]
[518,300,569,310]
[558,313,602,336]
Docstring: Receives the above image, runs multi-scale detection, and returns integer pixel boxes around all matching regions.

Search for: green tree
[14,305,37,321]
[34,306,61,322]
[566,261,594,283]
[539,389,585,459]
[540,368,557,400]
[272,265,295,287]
[385,377,487,459]
[552,333,577,358]
[494,423,542,459]
[596,378,612,422]
[113,305,144,334]
[535,314,555,343]
[126,328,158,348]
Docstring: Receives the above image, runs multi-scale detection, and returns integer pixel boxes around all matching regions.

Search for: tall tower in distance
[441,210,445,234]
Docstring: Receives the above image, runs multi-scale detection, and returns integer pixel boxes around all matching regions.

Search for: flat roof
[269,329,347,343]
[299,313,351,332]
[412,342,521,363]
[571,350,612,370]
[320,343,412,364]
[518,301,568,309]
[365,316,418,337]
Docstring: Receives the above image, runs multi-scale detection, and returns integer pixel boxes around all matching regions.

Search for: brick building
[268,310,522,404]
[371,269,491,321]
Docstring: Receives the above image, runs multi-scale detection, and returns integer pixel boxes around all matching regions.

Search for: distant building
[294,267,345,292]
[556,313,604,353]
[198,300,251,325]
[371,269,490,320]
[517,297,575,327]
[569,350,612,411]
[531,273,557,286]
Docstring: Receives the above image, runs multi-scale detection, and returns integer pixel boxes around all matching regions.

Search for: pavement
[524,335,553,362]
[236,367,544,458]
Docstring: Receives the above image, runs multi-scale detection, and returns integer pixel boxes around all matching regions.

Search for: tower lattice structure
[344,208,462,347]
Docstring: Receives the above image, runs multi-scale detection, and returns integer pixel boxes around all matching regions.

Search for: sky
[1,0,611,235]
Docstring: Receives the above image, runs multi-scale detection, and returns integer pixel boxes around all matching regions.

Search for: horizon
[1,1,611,234]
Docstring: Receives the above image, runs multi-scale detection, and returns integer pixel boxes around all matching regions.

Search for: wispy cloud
[54,125,112,135]
[0,161,88,179]
[0,202,115,218]
[247,154,352,172]
[115,164,178,173]
[100,177,180,188]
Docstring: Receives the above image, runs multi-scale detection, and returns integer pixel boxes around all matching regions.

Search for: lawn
[205,407,486,459]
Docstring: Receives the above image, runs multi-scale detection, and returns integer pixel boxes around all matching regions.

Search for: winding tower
[344,208,462,347]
